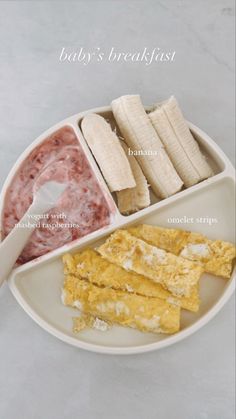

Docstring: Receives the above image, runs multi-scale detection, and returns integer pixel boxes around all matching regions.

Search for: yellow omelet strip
[62,275,180,334]
[97,230,203,298]
[62,249,200,312]
[128,225,236,278]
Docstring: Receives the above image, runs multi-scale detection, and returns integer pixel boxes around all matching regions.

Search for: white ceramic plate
[0,106,235,354]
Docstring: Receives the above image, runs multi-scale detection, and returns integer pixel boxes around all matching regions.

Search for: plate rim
[8,267,235,354]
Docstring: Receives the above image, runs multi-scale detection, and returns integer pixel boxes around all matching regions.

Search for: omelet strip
[62,275,180,334]
[97,230,203,298]
[128,225,236,279]
[62,249,200,312]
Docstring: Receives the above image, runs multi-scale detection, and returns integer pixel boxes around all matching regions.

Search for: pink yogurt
[3,126,112,263]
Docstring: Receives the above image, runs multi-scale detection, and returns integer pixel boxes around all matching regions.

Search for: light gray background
[0,1,235,419]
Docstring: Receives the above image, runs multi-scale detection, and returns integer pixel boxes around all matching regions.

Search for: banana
[81,113,136,192]
[116,142,150,214]
[111,95,183,199]
[148,96,213,187]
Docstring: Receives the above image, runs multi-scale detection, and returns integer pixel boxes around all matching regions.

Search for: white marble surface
[0,1,235,418]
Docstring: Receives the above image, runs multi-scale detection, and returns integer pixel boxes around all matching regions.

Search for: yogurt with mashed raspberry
[3,126,113,263]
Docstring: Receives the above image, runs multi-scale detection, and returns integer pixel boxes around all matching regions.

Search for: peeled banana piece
[111,95,183,199]
[149,96,213,187]
[116,142,150,214]
[81,113,136,192]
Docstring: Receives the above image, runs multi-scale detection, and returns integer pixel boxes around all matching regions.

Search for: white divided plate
[0,106,235,354]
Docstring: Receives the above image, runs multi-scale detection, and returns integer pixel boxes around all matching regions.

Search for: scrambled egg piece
[128,225,236,278]
[63,249,200,312]
[62,276,180,334]
[72,314,110,333]
[97,230,203,298]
